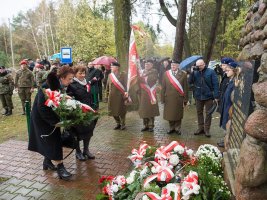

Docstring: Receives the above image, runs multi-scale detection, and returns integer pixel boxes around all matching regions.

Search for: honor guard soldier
[138,59,159,132]
[161,60,189,134]
[106,62,128,130]
[15,60,34,115]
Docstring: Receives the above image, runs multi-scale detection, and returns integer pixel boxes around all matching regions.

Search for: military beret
[111,62,120,67]
[20,60,28,65]
[228,61,238,68]
[35,63,44,69]
[171,60,179,64]
[221,57,235,65]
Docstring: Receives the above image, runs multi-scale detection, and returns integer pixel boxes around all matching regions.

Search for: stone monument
[232,0,267,199]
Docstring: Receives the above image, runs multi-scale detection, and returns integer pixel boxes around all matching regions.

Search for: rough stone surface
[263,38,267,48]
[245,11,253,21]
[259,9,267,28]
[235,182,267,200]
[251,13,262,29]
[245,109,267,141]
[251,41,264,58]
[238,44,251,60]
[252,82,267,107]
[254,30,265,40]
[258,2,267,15]
[235,135,267,187]
[251,31,256,42]
[246,21,253,33]
[263,23,267,36]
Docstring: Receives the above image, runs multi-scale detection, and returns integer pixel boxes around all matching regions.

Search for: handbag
[61,129,78,149]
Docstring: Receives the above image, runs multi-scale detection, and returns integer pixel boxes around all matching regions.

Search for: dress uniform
[161,60,188,134]
[15,60,34,115]
[0,66,14,116]
[138,59,159,132]
[106,62,127,130]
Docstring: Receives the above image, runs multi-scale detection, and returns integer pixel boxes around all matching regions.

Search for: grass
[0,92,33,144]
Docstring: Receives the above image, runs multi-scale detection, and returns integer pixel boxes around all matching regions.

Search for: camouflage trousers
[0,93,13,110]
[18,87,32,112]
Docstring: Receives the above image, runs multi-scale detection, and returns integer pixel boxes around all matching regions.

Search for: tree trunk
[3,25,8,55]
[204,0,223,64]
[159,0,191,57]
[172,0,187,62]
[112,0,131,71]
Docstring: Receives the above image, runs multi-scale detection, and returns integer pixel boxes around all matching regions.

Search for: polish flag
[126,27,142,92]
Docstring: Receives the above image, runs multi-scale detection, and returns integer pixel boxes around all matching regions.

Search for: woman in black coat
[28,66,74,180]
[67,65,97,161]
[217,62,238,147]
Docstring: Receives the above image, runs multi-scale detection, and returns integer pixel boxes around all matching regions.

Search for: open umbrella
[91,56,117,69]
[50,53,61,61]
[180,55,203,70]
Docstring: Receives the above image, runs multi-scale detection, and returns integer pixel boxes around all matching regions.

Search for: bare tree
[113,0,131,70]
[204,0,223,63]
[159,0,191,57]
[172,0,187,61]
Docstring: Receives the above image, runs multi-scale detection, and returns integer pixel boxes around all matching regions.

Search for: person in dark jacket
[189,59,219,137]
[218,61,238,147]
[217,57,235,113]
[85,62,102,109]
[28,66,74,181]
[67,65,97,161]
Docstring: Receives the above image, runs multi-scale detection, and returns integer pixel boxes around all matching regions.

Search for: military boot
[5,108,12,116]
[2,108,8,115]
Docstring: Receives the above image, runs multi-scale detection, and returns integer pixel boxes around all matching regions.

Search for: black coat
[220,79,234,130]
[67,80,97,140]
[218,73,229,113]
[28,88,62,160]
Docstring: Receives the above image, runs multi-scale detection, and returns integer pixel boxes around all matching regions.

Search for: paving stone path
[0,105,223,199]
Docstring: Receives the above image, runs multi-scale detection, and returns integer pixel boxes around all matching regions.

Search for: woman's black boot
[43,157,57,170]
[75,141,86,161]
[57,163,72,181]
[83,138,95,159]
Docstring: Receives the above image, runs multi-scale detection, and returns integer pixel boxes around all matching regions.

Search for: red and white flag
[127,27,142,92]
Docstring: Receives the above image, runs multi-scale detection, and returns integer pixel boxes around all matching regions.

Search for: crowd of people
[0,55,239,180]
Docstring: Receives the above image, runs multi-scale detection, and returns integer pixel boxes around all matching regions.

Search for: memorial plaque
[228,61,255,173]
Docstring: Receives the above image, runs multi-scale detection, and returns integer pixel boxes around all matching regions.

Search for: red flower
[102,186,108,194]
[99,175,115,184]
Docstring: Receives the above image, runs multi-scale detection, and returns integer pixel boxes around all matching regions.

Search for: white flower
[151,166,158,173]
[142,195,150,200]
[65,99,77,110]
[174,145,185,154]
[166,183,178,192]
[169,154,180,166]
[140,166,148,177]
[126,176,134,184]
[129,170,137,178]
[195,144,222,162]
[186,149,194,156]
[111,184,119,193]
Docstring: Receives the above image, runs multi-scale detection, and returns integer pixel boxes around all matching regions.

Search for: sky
[0,0,42,23]
[0,0,176,45]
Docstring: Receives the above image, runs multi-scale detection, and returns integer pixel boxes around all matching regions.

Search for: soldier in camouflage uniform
[15,60,34,115]
[35,63,47,88]
[0,66,14,116]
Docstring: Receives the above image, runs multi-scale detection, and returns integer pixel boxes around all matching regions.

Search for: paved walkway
[0,105,223,199]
